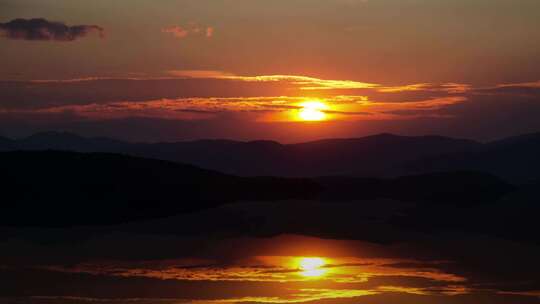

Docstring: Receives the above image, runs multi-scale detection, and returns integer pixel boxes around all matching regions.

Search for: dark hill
[0,136,15,151]
[0,151,515,227]
[3,131,540,182]
[0,151,320,227]
[316,171,514,205]
[15,131,129,152]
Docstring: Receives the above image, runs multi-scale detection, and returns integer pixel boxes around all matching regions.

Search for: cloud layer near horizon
[1,73,540,142]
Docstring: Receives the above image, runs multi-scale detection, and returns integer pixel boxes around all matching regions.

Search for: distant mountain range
[1,131,540,182]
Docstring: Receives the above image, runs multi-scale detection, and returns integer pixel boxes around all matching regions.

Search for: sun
[298,257,327,278]
[298,101,328,121]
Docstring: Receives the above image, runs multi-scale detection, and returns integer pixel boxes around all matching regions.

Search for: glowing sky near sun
[1,0,540,141]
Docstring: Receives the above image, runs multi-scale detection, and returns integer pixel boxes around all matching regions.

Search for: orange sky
[1,0,540,141]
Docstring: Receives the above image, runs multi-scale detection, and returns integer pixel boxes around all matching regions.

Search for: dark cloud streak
[0,18,104,41]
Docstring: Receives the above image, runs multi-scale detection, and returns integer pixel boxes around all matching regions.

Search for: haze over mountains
[1,131,540,182]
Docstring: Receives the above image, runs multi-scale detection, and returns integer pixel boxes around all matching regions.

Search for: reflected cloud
[495,80,540,89]
[32,254,469,303]
[40,255,465,285]
[191,289,377,303]
[498,290,540,298]
[2,231,540,304]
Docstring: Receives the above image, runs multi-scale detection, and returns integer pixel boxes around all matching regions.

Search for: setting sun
[298,101,328,121]
[298,257,327,278]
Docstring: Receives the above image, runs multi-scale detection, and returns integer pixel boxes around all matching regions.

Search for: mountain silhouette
[0,132,480,177]
[0,151,514,227]
[2,131,540,182]
[0,135,15,150]
[407,132,540,183]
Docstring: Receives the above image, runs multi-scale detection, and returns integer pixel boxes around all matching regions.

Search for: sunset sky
[2,0,540,142]
[2,2,540,303]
